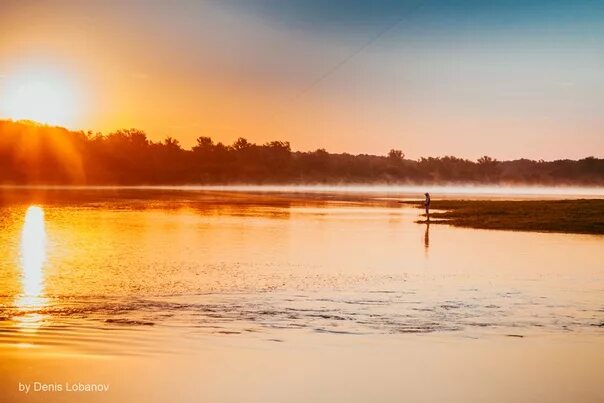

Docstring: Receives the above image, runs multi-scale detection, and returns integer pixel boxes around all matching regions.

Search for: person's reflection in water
[424,222,430,253]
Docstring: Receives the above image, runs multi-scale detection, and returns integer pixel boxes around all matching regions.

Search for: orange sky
[0,1,602,160]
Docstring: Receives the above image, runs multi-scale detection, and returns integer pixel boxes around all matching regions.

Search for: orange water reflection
[423,222,430,252]
[15,205,48,333]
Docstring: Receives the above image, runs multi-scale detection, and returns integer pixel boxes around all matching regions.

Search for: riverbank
[2,333,602,403]
[407,199,604,235]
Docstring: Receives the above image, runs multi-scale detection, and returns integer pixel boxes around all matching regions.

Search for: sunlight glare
[15,206,49,332]
[20,206,47,298]
[1,68,78,127]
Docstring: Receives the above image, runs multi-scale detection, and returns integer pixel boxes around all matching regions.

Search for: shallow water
[0,188,601,355]
[0,188,602,403]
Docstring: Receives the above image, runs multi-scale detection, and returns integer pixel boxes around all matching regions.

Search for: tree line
[1,120,602,185]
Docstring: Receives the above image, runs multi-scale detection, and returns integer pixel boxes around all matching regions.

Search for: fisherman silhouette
[424,192,431,222]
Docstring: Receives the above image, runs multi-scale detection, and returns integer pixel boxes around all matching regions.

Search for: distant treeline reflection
[1,120,602,185]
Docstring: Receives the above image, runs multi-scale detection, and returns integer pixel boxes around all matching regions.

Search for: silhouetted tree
[388,149,405,161]
[232,137,252,151]
[193,136,213,153]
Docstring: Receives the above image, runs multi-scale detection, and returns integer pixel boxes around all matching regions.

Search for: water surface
[0,188,602,402]
[0,188,601,351]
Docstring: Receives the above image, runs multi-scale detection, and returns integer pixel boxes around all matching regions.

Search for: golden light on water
[15,205,48,332]
[20,206,47,297]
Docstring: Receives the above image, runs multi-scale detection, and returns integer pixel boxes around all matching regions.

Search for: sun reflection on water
[15,205,48,332]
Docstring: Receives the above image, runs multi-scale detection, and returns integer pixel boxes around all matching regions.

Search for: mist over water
[3,184,604,198]
[130,184,604,198]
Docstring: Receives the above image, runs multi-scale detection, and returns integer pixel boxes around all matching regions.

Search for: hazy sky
[0,0,602,160]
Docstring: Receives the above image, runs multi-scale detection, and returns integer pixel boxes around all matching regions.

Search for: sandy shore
[1,333,603,403]
[407,199,604,234]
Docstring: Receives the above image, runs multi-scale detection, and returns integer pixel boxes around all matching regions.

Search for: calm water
[0,188,602,356]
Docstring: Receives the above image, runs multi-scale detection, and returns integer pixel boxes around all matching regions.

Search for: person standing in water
[424,192,431,221]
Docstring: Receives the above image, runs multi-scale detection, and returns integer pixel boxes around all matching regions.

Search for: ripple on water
[0,289,602,355]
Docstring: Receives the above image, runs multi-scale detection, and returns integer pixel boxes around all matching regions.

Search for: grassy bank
[406,199,604,235]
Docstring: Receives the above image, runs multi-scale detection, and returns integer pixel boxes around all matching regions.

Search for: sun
[0,67,79,127]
